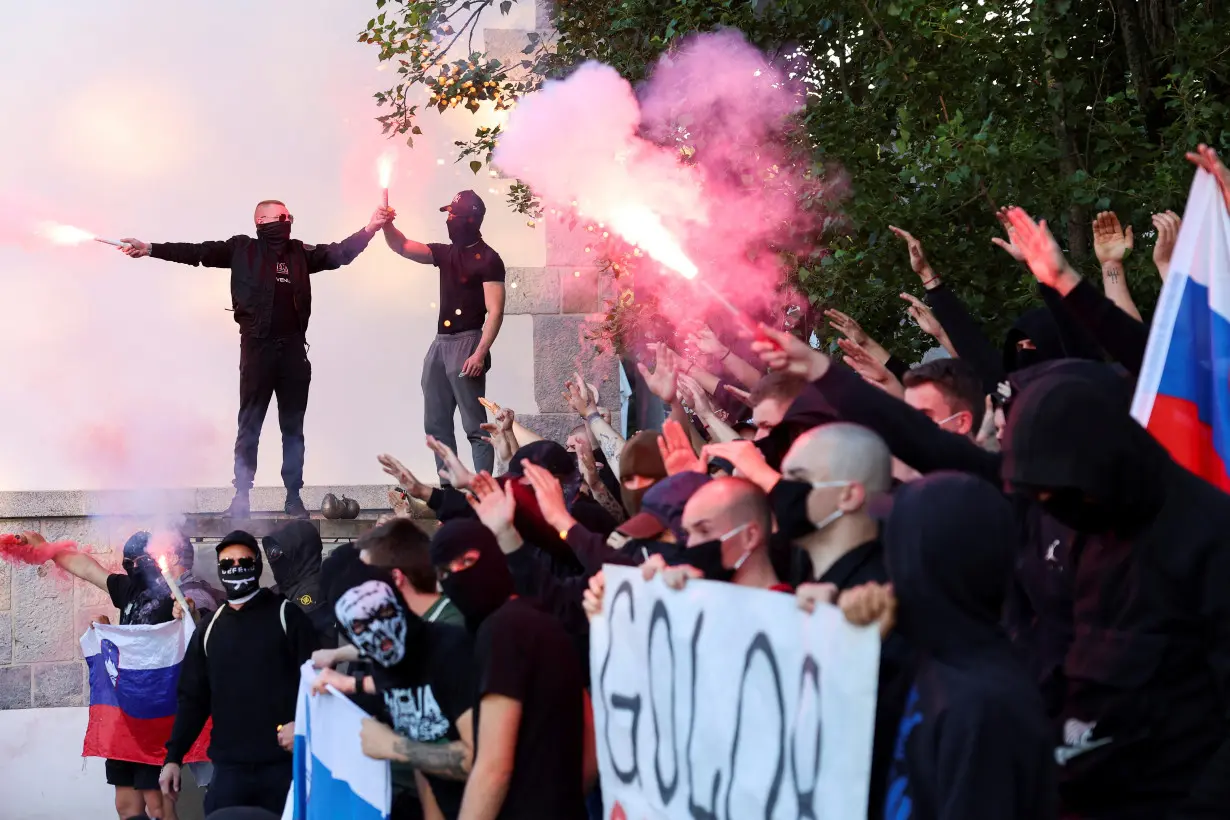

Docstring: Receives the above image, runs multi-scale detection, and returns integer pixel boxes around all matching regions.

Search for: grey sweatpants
[422,329,494,476]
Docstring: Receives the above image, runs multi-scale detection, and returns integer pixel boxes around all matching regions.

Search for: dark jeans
[235,335,311,492]
[421,330,493,475]
[203,760,292,814]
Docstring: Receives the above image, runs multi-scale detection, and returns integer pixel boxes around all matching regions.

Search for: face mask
[257,221,292,244]
[1039,489,1118,534]
[773,480,850,540]
[336,580,408,668]
[218,556,261,600]
[684,524,750,582]
[446,217,480,247]
[1014,346,1043,370]
[438,550,514,631]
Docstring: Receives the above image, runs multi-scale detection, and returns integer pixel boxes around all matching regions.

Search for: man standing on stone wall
[381,191,506,477]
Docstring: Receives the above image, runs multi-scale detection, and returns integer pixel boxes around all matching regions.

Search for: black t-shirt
[373,624,476,819]
[429,241,505,335]
[473,598,585,820]
[269,256,300,337]
[108,574,174,626]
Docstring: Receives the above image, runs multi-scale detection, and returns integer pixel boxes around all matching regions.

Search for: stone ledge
[0,485,428,520]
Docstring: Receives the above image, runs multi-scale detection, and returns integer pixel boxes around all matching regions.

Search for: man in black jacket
[263,519,332,643]
[120,202,388,518]
[160,530,319,815]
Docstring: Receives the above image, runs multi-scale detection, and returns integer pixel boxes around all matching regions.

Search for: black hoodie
[882,472,1056,820]
[1003,372,1230,817]
[265,521,332,643]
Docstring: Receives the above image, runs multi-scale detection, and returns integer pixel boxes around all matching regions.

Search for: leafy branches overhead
[362,0,1230,357]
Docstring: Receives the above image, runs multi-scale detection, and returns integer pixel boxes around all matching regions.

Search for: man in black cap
[120,202,390,519]
[160,530,319,815]
[381,191,507,476]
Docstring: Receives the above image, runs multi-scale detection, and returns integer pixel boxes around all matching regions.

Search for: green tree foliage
[362,0,1228,357]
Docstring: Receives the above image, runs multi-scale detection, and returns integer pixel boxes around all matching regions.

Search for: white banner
[591,565,881,820]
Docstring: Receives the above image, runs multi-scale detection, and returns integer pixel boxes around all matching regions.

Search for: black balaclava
[333,561,421,670]
[216,530,263,601]
[429,520,514,632]
[122,531,161,585]
[508,440,584,509]
[442,190,485,247]
[1002,308,1065,373]
[1002,367,1166,536]
[256,220,292,250]
[264,520,324,612]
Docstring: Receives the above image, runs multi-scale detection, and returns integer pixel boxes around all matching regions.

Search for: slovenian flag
[80,618,211,765]
[283,661,391,820]
[1132,168,1230,490]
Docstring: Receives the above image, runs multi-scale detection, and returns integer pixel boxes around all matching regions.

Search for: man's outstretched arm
[120,237,235,267]
[304,208,388,273]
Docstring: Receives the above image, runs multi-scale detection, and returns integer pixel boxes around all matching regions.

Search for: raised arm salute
[383,191,506,478]
[118,201,389,518]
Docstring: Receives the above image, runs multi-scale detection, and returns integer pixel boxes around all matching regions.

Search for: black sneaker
[226,491,251,520]
[285,492,310,520]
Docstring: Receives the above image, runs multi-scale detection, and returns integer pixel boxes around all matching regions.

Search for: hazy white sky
[0,0,545,493]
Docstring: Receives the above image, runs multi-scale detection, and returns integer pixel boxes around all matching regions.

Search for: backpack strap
[280,600,288,635]
[202,605,227,658]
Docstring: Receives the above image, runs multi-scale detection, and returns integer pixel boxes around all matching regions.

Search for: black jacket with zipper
[165,588,319,766]
[150,229,374,338]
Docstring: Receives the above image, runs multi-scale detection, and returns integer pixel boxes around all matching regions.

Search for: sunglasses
[257,213,294,223]
[219,557,257,571]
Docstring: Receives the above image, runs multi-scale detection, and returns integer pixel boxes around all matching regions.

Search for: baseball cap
[440,190,486,218]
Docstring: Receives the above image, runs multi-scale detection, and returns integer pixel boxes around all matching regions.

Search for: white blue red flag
[283,661,391,820]
[1132,169,1230,489]
[80,618,211,765]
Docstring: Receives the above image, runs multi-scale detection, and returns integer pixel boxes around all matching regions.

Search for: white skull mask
[336,580,407,667]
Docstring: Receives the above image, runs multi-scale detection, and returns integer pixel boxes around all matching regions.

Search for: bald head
[781,422,892,496]
[682,477,772,547]
[254,200,291,225]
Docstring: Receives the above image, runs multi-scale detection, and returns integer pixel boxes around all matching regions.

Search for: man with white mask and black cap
[381,190,507,477]
[160,530,319,816]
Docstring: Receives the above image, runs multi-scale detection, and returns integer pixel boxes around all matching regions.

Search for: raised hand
[899,292,944,338]
[677,373,716,418]
[823,308,869,345]
[752,325,831,381]
[480,423,516,464]
[700,440,780,491]
[637,343,680,403]
[687,325,730,359]
[1092,211,1134,265]
[1151,210,1181,281]
[888,226,936,284]
[367,207,393,232]
[377,453,430,501]
[1003,207,1079,294]
[466,473,516,536]
[991,206,1026,262]
[658,419,703,475]
[425,436,476,490]
[563,376,597,417]
[837,338,904,397]
[1187,143,1230,213]
[495,407,515,433]
[522,462,574,532]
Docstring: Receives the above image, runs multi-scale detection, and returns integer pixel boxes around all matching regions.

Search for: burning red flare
[377,153,396,188]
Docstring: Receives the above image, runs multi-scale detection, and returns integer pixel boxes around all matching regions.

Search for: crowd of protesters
[9,143,1230,820]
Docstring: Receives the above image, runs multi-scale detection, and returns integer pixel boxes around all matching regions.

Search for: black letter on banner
[599,579,642,786]
[791,655,822,819]
[724,633,785,820]
[648,599,679,804]
[686,613,721,820]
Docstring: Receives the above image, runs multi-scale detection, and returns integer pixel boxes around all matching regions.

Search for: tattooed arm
[588,476,628,524]
[376,708,475,781]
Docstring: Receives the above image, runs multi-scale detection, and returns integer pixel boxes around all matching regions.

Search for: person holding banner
[29,530,218,820]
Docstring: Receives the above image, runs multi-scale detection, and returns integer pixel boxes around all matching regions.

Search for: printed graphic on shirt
[384,685,451,742]
[275,262,290,284]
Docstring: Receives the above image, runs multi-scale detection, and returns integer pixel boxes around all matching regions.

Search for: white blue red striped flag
[1132,169,1230,489]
